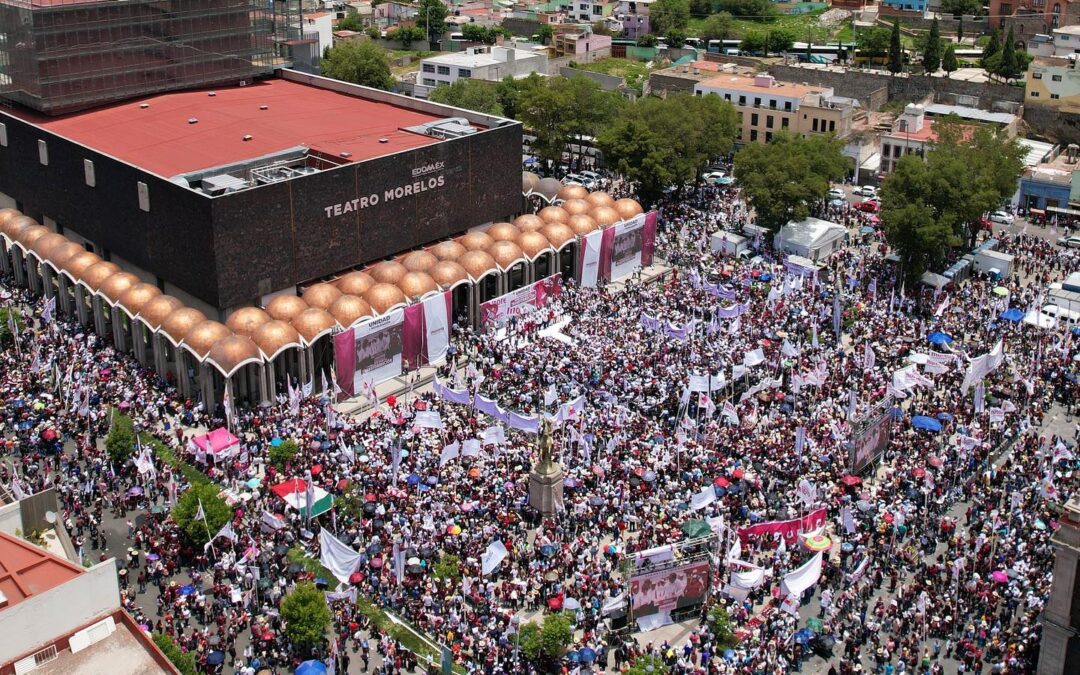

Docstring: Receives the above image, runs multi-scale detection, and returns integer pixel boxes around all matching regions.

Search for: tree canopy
[281,582,332,655]
[732,133,849,232]
[651,0,691,36]
[429,79,504,115]
[172,481,232,546]
[856,27,891,55]
[922,18,942,74]
[321,41,394,90]
[717,0,775,19]
[106,411,137,464]
[888,20,903,74]
[417,0,448,39]
[880,116,1025,282]
[519,75,621,168]
[598,93,739,205]
[519,612,574,665]
[942,44,958,76]
[702,12,735,42]
[941,0,982,17]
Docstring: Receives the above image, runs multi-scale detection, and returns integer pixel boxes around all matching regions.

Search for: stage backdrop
[629,560,711,631]
[588,211,658,287]
[479,274,562,328]
[850,408,892,474]
[334,291,451,397]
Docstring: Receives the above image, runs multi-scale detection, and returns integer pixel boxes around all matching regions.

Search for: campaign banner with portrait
[479,274,561,328]
[610,214,647,281]
[850,409,892,474]
[629,560,711,630]
[334,309,404,397]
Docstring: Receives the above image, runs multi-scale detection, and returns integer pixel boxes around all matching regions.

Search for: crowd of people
[1,176,1078,675]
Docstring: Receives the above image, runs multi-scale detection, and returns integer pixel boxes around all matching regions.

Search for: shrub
[153,632,198,675]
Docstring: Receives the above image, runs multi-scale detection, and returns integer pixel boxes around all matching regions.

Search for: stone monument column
[1038,496,1080,675]
[528,418,564,517]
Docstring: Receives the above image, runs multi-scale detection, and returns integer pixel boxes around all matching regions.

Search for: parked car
[855,200,879,213]
[579,170,603,185]
[855,185,877,197]
[827,188,845,200]
[1058,235,1080,248]
[564,173,595,190]
[989,210,1013,225]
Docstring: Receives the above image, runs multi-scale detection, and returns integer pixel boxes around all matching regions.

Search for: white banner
[319,528,363,584]
[611,214,646,281]
[422,292,450,363]
[780,551,823,597]
[580,229,604,288]
[351,309,404,391]
[481,539,509,575]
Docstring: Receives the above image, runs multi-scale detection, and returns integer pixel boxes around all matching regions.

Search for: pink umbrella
[991,570,1008,583]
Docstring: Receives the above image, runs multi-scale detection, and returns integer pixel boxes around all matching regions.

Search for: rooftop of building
[6,78,451,178]
[0,529,84,611]
[697,74,828,99]
[36,612,170,675]
[923,103,1016,126]
[1055,25,1080,35]
[1027,150,1080,184]
[423,45,545,67]
[658,60,754,76]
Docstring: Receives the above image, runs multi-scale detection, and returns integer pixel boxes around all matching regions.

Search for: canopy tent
[188,427,241,463]
[271,478,335,518]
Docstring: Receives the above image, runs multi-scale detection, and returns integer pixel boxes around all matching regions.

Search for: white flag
[543,384,558,407]
[41,295,56,323]
[863,343,875,370]
[781,551,824,597]
[414,410,444,429]
[743,348,766,367]
[690,484,716,511]
[481,539,509,575]
[439,442,461,467]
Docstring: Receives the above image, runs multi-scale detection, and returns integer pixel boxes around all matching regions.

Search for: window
[458,68,472,78]
[437,66,450,75]
[812,118,819,132]
[738,96,746,106]
[829,120,836,132]
[1031,91,1041,97]
[1033,72,1043,79]
[882,143,891,157]
[751,113,759,126]
[769,100,777,109]
[593,5,602,13]
[750,130,758,142]
[1053,74,1062,81]
[754,97,761,107]
[423,78,437,86]
[765,132,773,142]
[422,64,435,73]
[1052,93,1061,99]
[784,101,792,112]
[766,115,774,129]
[724,93,731,101]
[781,117,789,129]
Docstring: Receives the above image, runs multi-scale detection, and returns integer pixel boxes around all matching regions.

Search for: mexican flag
[270,478,334,518]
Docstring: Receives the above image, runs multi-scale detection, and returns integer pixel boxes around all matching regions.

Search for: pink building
[553,26,613,58]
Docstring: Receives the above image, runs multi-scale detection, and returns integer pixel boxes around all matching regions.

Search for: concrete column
[11,249,25,287]
[298,347,309,386]
[91,296,107,338]
[152,334,168,381]
[266,360,277,403]
[75,286,89,325]
[199,363,215,413]
[258,363,270,406]
[57,276,72,317]
[1038,496,1080,674]
[0,243,11,276]
[132,323,147,365]
[41,266,56,302]
[26,258,40,295]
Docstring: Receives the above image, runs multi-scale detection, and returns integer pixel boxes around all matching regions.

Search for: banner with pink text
[479,274,562,328]
[736,507,827,546]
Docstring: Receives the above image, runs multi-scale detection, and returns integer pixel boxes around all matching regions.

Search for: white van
[1042,304,1080,325]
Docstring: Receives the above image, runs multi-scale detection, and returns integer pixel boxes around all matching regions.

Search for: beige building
[1026,54,1080,112]
[693,74,858,145]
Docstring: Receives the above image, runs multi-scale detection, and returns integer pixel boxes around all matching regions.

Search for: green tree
[733,133,849,232]
[998,27,1022,81]
[321,41,394,90]
[0,307,20,345]
[856,27,891,55]
[337,11,364,32]
[281,582,332,655]
[537,24,554,45]
[592,21,614,37]
[627,655,671,675]
[519,76,619,169]
[942,44,958,77]
[152,633,198,675]
[598,94,738,205]
[888,20,903,74]
[666,29,688,48]
[637,33,660,47]
[717,0,774,20]
[941,0,981,16]
[269,438,299,471]
[922,18,942,74]
[740,31,766,55]
[519,612,574,664]
[106,412,137,464]
[706,605,736,648]
[417,0,448,40]
[767,29,796,55]
[702,12,735,42]
[172,481,232,546]
[392,25,427,49]
[429,79,504,115]
[496,74,534,119]
[432,553,462,581]
[981,29,1000,67]
[651,0,690,36]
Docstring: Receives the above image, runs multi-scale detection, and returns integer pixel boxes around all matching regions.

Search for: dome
[585,191,616,208]
[30,232,66,260]
[513,214,545,232]
[541,223,576,248]
[517,231,553,259]
[534,177,563,201]
[264,295,308,322]
[337,271,375,296]
[557,184,589,201]
[368,260,407,285]
[160,307,207,345]
[62,251,101,280]
[458,231,494,251]
[567,214,598,236]
[225,306,271,337]
[489,240,525,269]
[614,198,644,220]
[486,222,520,242]
[561,198,591,216]
[522,171,540,194]
[591,205,621,228]
[206,335,263,377]
[458,250,498,279]
[364,283,407,314]
[2,216,37,242]
[401,250,438,273]
[252,320,302,359]
[138,295,183,330]
[302,283,342,310]
[398,271,438,299]
[46,241,85,270]
[117,282,162,315]
[98,272,140,304]
[0,208,20,234]
[329,294,373,327]
[16,225,49,250]
[538,206,570,225]
[429,240,465,261]
[291,308,338,344]
[183,319,232,359]
[430,260,469,288]
[79,261,120,288]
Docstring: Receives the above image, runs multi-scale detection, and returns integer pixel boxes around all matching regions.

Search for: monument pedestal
[528,464,564,517]
[1039,497,1080,675]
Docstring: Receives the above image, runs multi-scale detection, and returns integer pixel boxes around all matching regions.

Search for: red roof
[0,530,84,610]
[10,79,447,177]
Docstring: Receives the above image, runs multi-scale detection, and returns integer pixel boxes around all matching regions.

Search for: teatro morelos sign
[322,160,452,218]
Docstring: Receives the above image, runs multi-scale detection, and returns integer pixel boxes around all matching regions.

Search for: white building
[775,217,847,261]
[1028,26,1080,57]
[418,45,548,91]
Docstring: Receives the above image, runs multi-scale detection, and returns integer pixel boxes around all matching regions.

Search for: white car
[827,188,845,200]
[564,173,595,190]
[703,170,726,182]
[856,185,877,197]
[1058,235,1080,248]
[989,210,1013,225]
[579,170,603,184]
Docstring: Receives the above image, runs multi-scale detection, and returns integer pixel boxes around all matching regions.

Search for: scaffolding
[0,0,301,114]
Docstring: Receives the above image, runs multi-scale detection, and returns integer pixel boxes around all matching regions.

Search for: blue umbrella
[911,415,942,432]
[207,651,226,666]
[1000,308,1024,322]
[579,647,597,663]
[246,477,261,489]
[724,649,736,661]
[759,273,773,282]
[859,226,875,234]
[178,584,196,596]
[566,650,580,663]
[270,438,283,447]
[793,628,813,645]
[406,473,421,485]
[927,332,953,345]
[295,661,328,675]
[935,412,954,421]
[890,407,905,420]
[1072,326,1080,337]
